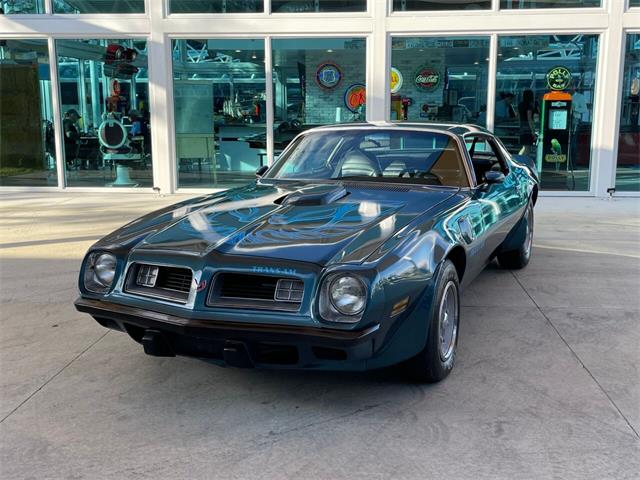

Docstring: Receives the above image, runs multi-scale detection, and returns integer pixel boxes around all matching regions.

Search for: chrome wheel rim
[523,208,534,258]
[438,281,459,362]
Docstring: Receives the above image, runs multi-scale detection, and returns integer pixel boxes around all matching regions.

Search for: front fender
[359,224,463,367]
[365,258,446,369]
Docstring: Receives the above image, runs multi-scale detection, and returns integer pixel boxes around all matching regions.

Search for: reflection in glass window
[390,37,490,126]
[0,0,44,13]
[53,1,144,13]
[271,38,366,155]
[494,35,599,191]
[616,34,640,192]
[500,0,599,8]
[56,39,152,187]
[172,39,266,188]
[0,40,56,186]
[169,0,262,13]
[393,0,490,11]
[631,0,640,7]
[272,0,366,12]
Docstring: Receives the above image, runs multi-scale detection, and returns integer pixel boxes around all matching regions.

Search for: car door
[462,134,525,269]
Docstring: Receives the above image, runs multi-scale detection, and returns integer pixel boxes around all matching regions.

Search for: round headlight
[329,275,367,316]
[93,253,117,287]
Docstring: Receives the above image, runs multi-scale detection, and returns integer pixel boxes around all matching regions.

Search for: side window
[487,139,509,175]
[465,135,509,183]
[430,144,470,188]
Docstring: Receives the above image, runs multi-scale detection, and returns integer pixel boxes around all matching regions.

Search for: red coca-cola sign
[414,67,440,91]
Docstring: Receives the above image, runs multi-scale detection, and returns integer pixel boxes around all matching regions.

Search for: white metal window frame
[0,0,637,196]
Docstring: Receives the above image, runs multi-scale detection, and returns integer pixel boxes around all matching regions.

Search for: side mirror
[255,165,268,178]
[484,170,505,184]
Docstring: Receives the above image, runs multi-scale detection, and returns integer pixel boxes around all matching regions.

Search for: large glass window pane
[169,1,262,13]
[494,35,599,191]
[54,1,144,13]
[173,39,265,188]
[0,0,45,13]
[271,38,366,154]
[56,39,152,187]
[616,34,640,192]
[631,0,640,8]
[393,1,490,11]
[500,0,600,9]
[1,39,56,186]
[272,1,366,12]
[390,36,490,126]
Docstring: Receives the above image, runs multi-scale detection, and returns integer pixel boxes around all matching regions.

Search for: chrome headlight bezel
[83,252,117,294]
[319,273,368,324]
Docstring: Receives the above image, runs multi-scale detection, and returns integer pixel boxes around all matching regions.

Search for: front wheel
[404,260,460,383]
[498,201,534,269]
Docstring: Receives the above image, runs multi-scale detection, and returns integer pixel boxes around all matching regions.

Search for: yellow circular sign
[391,67,403,94]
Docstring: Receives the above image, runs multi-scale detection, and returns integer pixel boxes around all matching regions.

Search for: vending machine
[536,90,573,185]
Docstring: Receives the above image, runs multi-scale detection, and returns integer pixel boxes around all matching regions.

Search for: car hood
[127,182,457,266]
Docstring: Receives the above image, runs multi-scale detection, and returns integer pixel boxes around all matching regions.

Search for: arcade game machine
[536,66,574,190]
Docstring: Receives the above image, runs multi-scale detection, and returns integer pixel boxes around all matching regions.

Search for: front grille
[219,273,278,300]
[125,264,193,303]
[158,267,192,293]
[208,273,304,312]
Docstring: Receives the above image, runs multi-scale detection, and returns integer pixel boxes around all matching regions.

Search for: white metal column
[486,34,498,133]
[367,0,389,122]
[591,0,626,196]
[147,0,175,193]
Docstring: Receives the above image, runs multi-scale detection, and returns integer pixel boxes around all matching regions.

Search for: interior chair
[98,117,142,187]
[383,160,407,177]
[340,150,381,178]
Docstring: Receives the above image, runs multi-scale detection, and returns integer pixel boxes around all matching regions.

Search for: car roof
[307,121,492,138]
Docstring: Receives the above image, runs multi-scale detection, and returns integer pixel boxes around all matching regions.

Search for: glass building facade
[56,38,152,187]
[0,39,55,186]
[616,33,640,192]
[0,0,637,196]
[493,34,599,191]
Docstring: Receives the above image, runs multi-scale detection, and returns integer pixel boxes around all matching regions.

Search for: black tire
[404,260,460,383]
[497,201,534,270]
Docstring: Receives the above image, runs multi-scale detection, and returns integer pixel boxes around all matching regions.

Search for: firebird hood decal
[131,182,457,266]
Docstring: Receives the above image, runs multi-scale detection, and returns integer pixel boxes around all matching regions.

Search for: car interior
[269,130,474,188]
[465,136,509,184]
[334,134,470,188]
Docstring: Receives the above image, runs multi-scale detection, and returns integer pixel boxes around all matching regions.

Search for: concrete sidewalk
[1,192,639,479]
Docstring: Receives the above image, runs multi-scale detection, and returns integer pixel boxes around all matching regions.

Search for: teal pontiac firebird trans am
[75,123,538,382]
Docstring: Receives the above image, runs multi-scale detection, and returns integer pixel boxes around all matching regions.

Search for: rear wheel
[498,201,534,269]
[404,260,460,383]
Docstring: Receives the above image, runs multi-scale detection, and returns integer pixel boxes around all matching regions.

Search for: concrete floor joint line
[0,331,110,424]
[509,269,640,440]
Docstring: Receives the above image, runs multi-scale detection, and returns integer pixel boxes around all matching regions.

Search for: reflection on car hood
[127,182,457,266]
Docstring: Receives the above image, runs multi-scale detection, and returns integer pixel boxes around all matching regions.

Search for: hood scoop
[280,184,348,207]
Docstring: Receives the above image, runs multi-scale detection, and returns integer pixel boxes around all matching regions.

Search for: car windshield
[264,129,469,187]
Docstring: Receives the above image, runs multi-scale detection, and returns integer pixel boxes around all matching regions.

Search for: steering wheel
[417,171,442,184]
